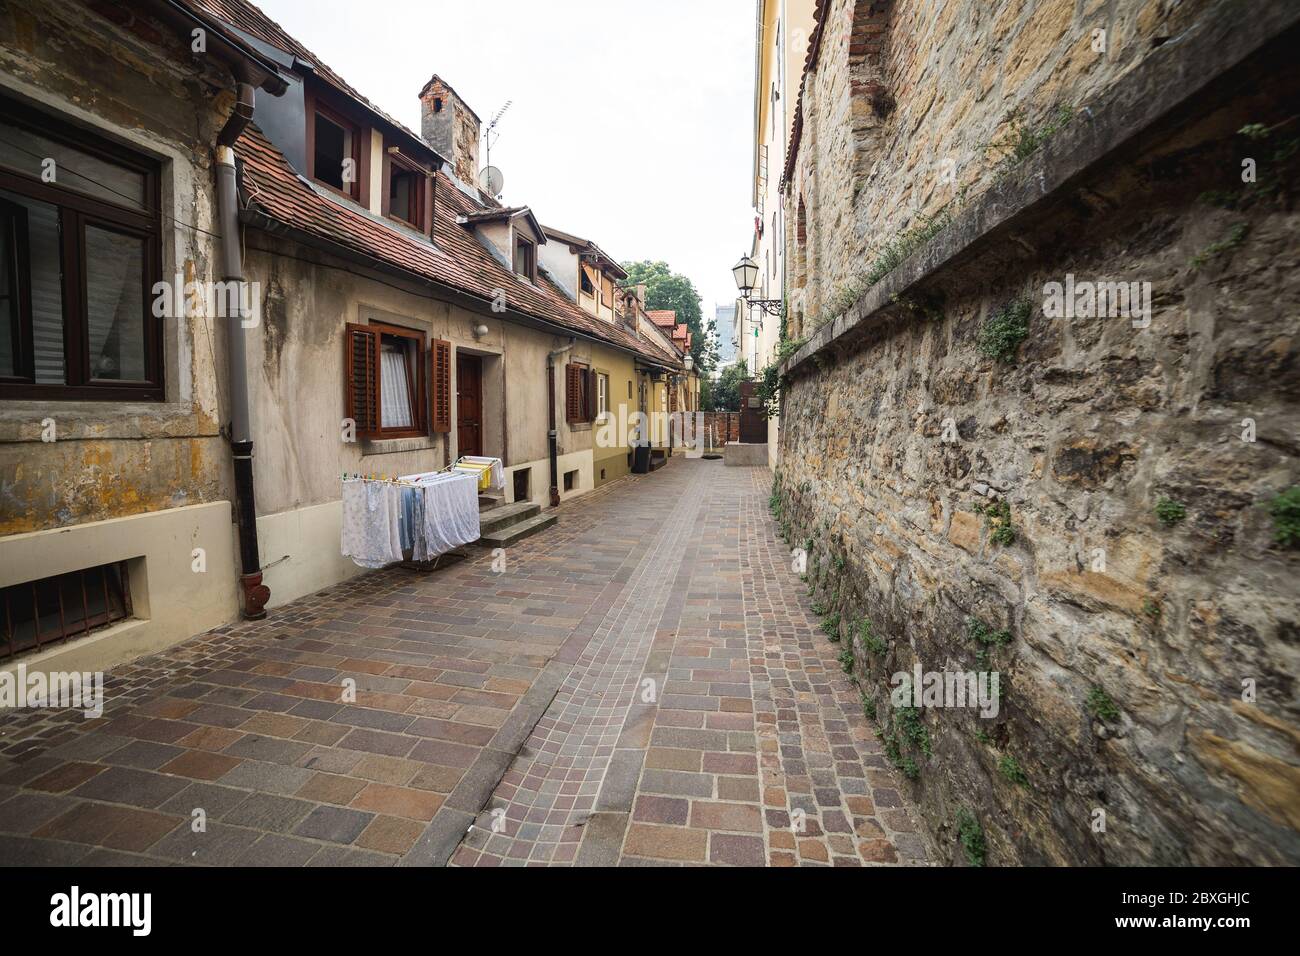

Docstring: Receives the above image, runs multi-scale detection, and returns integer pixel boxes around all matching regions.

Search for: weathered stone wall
[785,0,1217,337]
[777,1,1300,864]
[0,0,233,533]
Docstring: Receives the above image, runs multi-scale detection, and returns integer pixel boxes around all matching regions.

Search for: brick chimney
[419,75,481,186]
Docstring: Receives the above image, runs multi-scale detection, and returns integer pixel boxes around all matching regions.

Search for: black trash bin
[632,444,651,474]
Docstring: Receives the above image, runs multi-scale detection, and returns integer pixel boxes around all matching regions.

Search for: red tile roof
[647,310,677,329]
[236,125,681,368]
[181,1,679,368]
[186,0,435,161]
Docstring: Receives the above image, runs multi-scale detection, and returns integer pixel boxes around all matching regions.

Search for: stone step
[478,512,557,548]
[478,491,506,513]
[477,501,540,536]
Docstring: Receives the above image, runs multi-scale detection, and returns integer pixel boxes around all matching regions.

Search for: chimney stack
[635,283,647,306]
[419,75,481,186]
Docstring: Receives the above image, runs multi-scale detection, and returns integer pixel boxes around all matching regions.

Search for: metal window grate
[1,560,132,662]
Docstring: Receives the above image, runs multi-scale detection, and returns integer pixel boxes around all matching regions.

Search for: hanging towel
[341,479,404,568]
[459,456,505,492]
[422,471,481,557]
[400,485,427,560]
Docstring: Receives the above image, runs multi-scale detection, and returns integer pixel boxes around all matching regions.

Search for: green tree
[708,359,748,411]
[621,260,717,373]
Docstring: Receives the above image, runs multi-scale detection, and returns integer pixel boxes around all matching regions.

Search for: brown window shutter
[345,323,380,436]
[431,339,452,433]
[585,368,597,422]
[669,379,678,413]
[566,363,582,423]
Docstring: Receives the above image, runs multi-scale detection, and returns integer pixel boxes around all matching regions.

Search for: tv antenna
[485,99,512,170]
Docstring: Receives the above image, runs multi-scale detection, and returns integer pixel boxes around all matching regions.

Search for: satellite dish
[479,166,504,196]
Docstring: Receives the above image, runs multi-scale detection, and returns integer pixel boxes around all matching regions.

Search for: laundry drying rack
[339,456,502,573]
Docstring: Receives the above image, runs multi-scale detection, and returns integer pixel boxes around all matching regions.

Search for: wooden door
[738,380,766,443]
[456,353,482,458]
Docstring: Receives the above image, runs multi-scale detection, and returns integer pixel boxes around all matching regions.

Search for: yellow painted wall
[591,344,636,487]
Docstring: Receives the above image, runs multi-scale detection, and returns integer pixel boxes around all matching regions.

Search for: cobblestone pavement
[453,465,930,866]
[0,460,928,866]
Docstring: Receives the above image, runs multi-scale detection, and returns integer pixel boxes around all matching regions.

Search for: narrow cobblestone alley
[0,462,927,867]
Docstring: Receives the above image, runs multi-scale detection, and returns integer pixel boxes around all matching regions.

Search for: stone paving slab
[0,461,930,867]
[451,465,931,867]
[0,471,663,866]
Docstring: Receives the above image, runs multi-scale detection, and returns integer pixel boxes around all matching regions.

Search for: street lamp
[731,253,781,315]
[683,353,694,372]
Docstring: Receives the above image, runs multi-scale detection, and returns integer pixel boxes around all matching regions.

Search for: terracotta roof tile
[186,0,437,163]
[235,125,680,368]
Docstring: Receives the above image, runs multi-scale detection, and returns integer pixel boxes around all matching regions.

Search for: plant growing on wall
[968,615,1013,667]
[859,617,888,656]
[977,298,1031,363]
[956,809,986,867]
[974,499,1017,545]
[984,104,1075,177]
[755,363,782,417]
[1155,497,1187,526]
[1189,222,1250,271]
[998,754,1029,787]
[1268,486,1300,548]
[1086,686,1120,722]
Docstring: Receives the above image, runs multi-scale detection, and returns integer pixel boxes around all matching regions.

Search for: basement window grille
[0,560,132,662]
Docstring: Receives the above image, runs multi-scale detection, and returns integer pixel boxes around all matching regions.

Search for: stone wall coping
[781,0,1300,379]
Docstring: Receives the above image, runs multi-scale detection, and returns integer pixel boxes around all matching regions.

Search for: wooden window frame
[595,371,609,421]
[382,146,432,235]
[307,92,366,204]
[344,320,428,440]
[514,234,536,282]
[0,96,163,402]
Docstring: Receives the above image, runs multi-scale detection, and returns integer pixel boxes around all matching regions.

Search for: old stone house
[0,0,691,679]
[775,0,1299,864]
[744,0,817,468]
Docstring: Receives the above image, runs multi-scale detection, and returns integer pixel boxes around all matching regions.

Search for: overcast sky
[254,0,754,314]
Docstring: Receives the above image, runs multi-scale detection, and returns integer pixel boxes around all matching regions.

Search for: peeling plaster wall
[240,233,610,596]
[0,1,231,537]
[0,0,241,666]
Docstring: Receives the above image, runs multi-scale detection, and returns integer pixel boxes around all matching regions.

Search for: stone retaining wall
[775,0,1300,864]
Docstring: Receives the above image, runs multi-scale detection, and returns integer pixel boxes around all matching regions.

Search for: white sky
[254,0,754,315]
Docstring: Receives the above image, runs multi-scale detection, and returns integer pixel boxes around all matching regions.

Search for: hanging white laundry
[340,479,405,568]
[421,471,481,557]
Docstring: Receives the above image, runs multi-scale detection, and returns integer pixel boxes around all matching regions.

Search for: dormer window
[513,234,536,282]
[310,99,362,201]
[384,148,428,233]
[580,264,596,297]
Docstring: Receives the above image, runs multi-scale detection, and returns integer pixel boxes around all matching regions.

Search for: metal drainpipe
[215,82,270,619]
[546,339,574,507]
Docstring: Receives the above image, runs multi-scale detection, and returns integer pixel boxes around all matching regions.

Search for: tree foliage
[708,359,748,411]
[621,260,717,373]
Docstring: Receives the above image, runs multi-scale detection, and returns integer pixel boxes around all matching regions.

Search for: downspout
[546,339,575,507]
[215,81,270,619]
